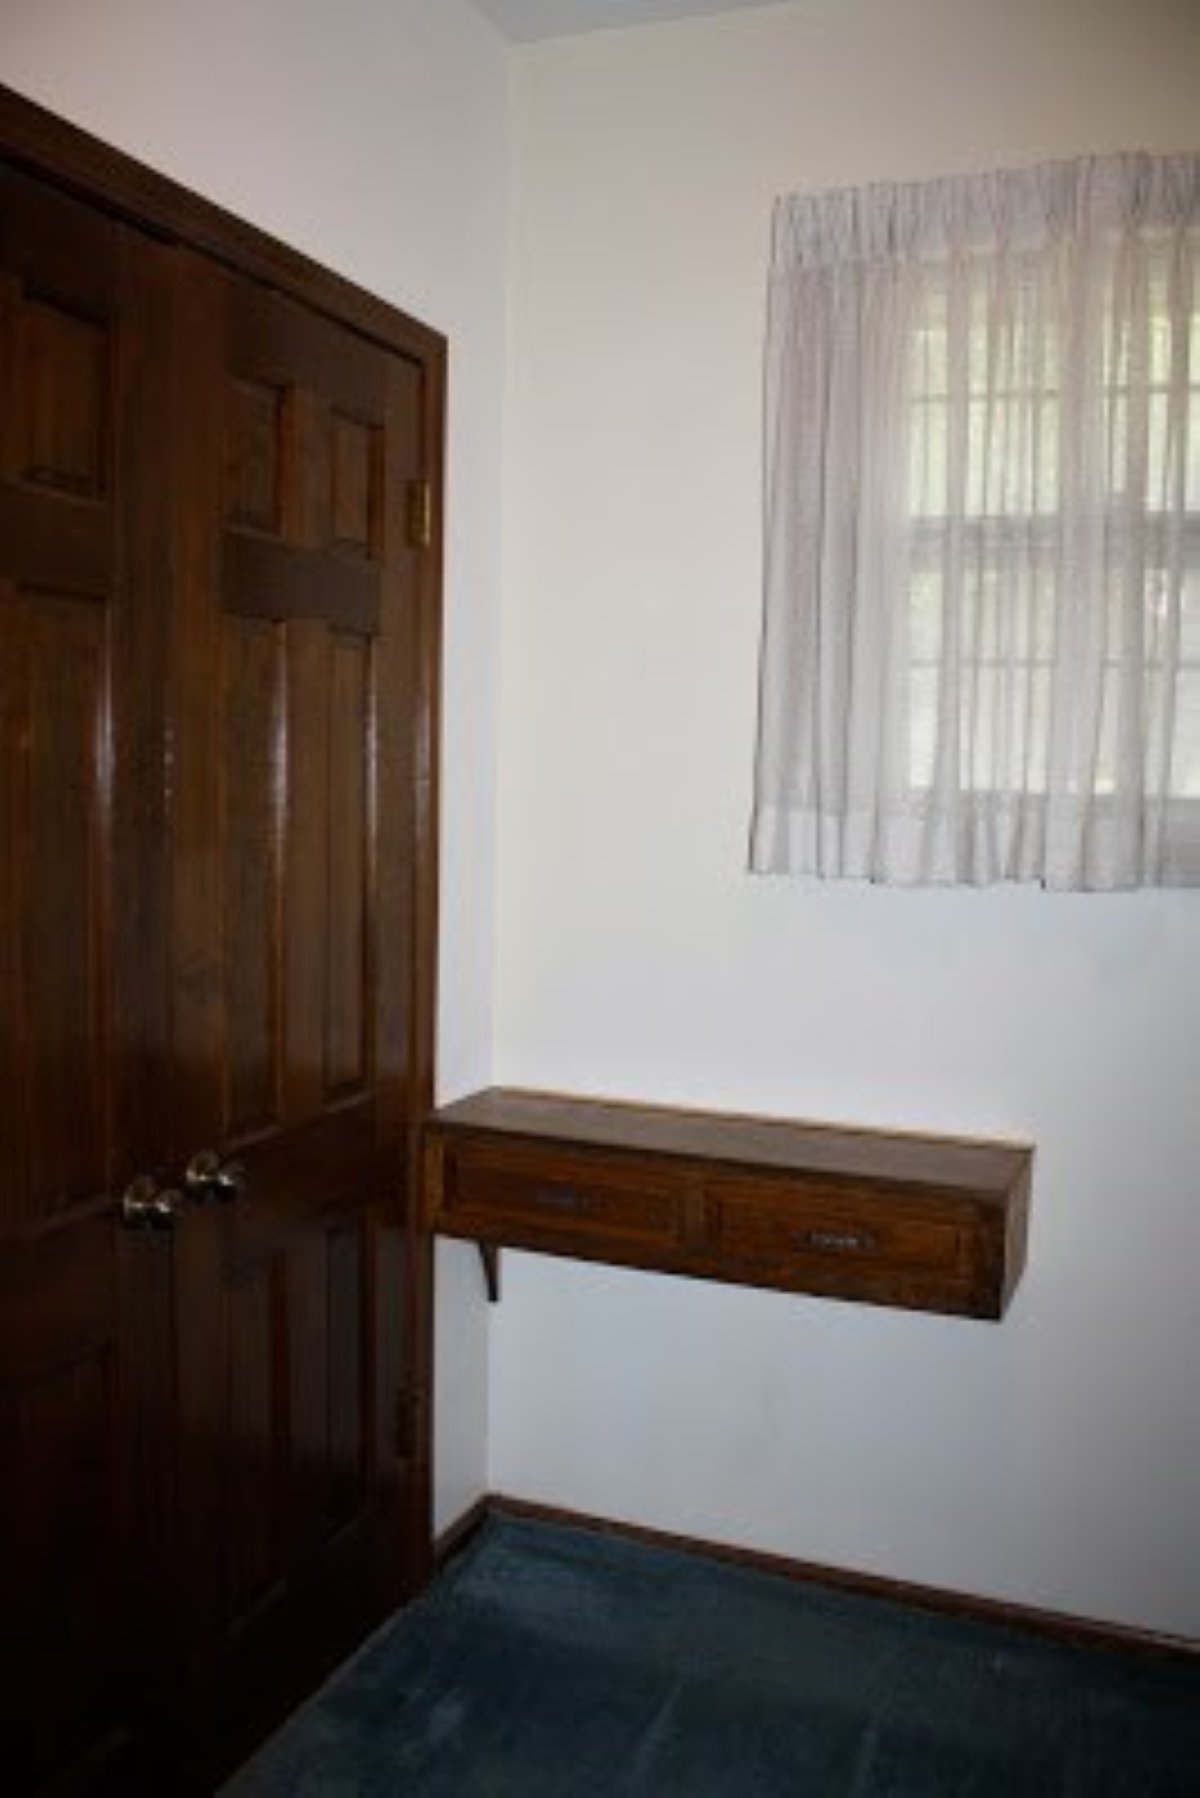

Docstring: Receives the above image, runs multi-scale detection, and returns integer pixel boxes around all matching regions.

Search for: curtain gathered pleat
[751,154,1200,889]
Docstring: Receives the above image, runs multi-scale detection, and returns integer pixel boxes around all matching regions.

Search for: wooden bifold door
[0,89,442,1795]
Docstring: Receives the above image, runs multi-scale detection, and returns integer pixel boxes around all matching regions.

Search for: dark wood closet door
[0,169,177,1790]
[164,251,430,1780]
[2,100,441,1792]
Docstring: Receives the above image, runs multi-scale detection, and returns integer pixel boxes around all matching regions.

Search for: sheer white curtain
[750,154,1200,889]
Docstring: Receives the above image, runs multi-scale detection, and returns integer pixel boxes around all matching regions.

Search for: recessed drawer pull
[799,1226,877,1255]
[532,1186,590,1214]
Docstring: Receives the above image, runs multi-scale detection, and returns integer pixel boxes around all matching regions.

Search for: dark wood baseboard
[434,1495,491,1569]
[436,1493,1197,1664]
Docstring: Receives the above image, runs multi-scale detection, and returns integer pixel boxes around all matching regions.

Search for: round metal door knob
[120,1174,186,1230]
[184,1149,248,1202]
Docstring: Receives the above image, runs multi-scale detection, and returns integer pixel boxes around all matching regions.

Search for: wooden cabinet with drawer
[423,1089,1032,1320]
[432,1135,691,1262]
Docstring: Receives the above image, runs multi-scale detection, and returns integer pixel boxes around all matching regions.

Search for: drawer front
[707,1174,967,1278]
[438,1140,684,1250]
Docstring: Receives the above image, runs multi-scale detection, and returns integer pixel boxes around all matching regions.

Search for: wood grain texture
[16,297,107,498]
[226,377,282,532]
[0,86,444,365]
[2,81,444,1794]
[331,413,380,556]
[429,1087,1031,1197]
[223,531,380,632]
[0,173,174,1792]
[167,247,435,1783]
[222,615,284,1134]
[425,1089,1033,1320]
[326,632,370,1095]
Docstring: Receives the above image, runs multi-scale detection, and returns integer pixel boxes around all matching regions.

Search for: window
[750,155,1200,889]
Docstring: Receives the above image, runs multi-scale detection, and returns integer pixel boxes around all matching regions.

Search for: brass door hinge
[406,479,433,551]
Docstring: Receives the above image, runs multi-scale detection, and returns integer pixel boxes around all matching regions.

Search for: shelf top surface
[428,1088,1032,1202]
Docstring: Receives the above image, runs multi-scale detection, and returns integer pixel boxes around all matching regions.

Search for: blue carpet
[222,1515,1199,1796]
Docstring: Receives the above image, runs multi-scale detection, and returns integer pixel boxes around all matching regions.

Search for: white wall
[494,0,1200,1636]
[0,0,509,1533]
[6,0,1199,1641]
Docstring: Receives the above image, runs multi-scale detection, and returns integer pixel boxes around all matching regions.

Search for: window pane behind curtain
[751,154,1200,888]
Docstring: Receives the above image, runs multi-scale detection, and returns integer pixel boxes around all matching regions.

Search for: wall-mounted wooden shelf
[423,1089,1032,1321]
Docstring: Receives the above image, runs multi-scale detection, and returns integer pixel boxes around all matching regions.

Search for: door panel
[167,252,426,1778]
[222,612,285,1133]
[1,593,108,1217]
[0,168,174,1792]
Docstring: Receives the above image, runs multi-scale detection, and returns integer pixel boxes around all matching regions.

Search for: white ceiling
[471,1,791,44]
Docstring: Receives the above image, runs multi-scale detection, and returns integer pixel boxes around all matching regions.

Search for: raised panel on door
[167,252,428,1777]
[0,166,175,1793]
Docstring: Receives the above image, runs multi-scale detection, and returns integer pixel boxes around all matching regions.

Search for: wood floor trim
[434,1493,1197,1664]
[433,1495,491,1569]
